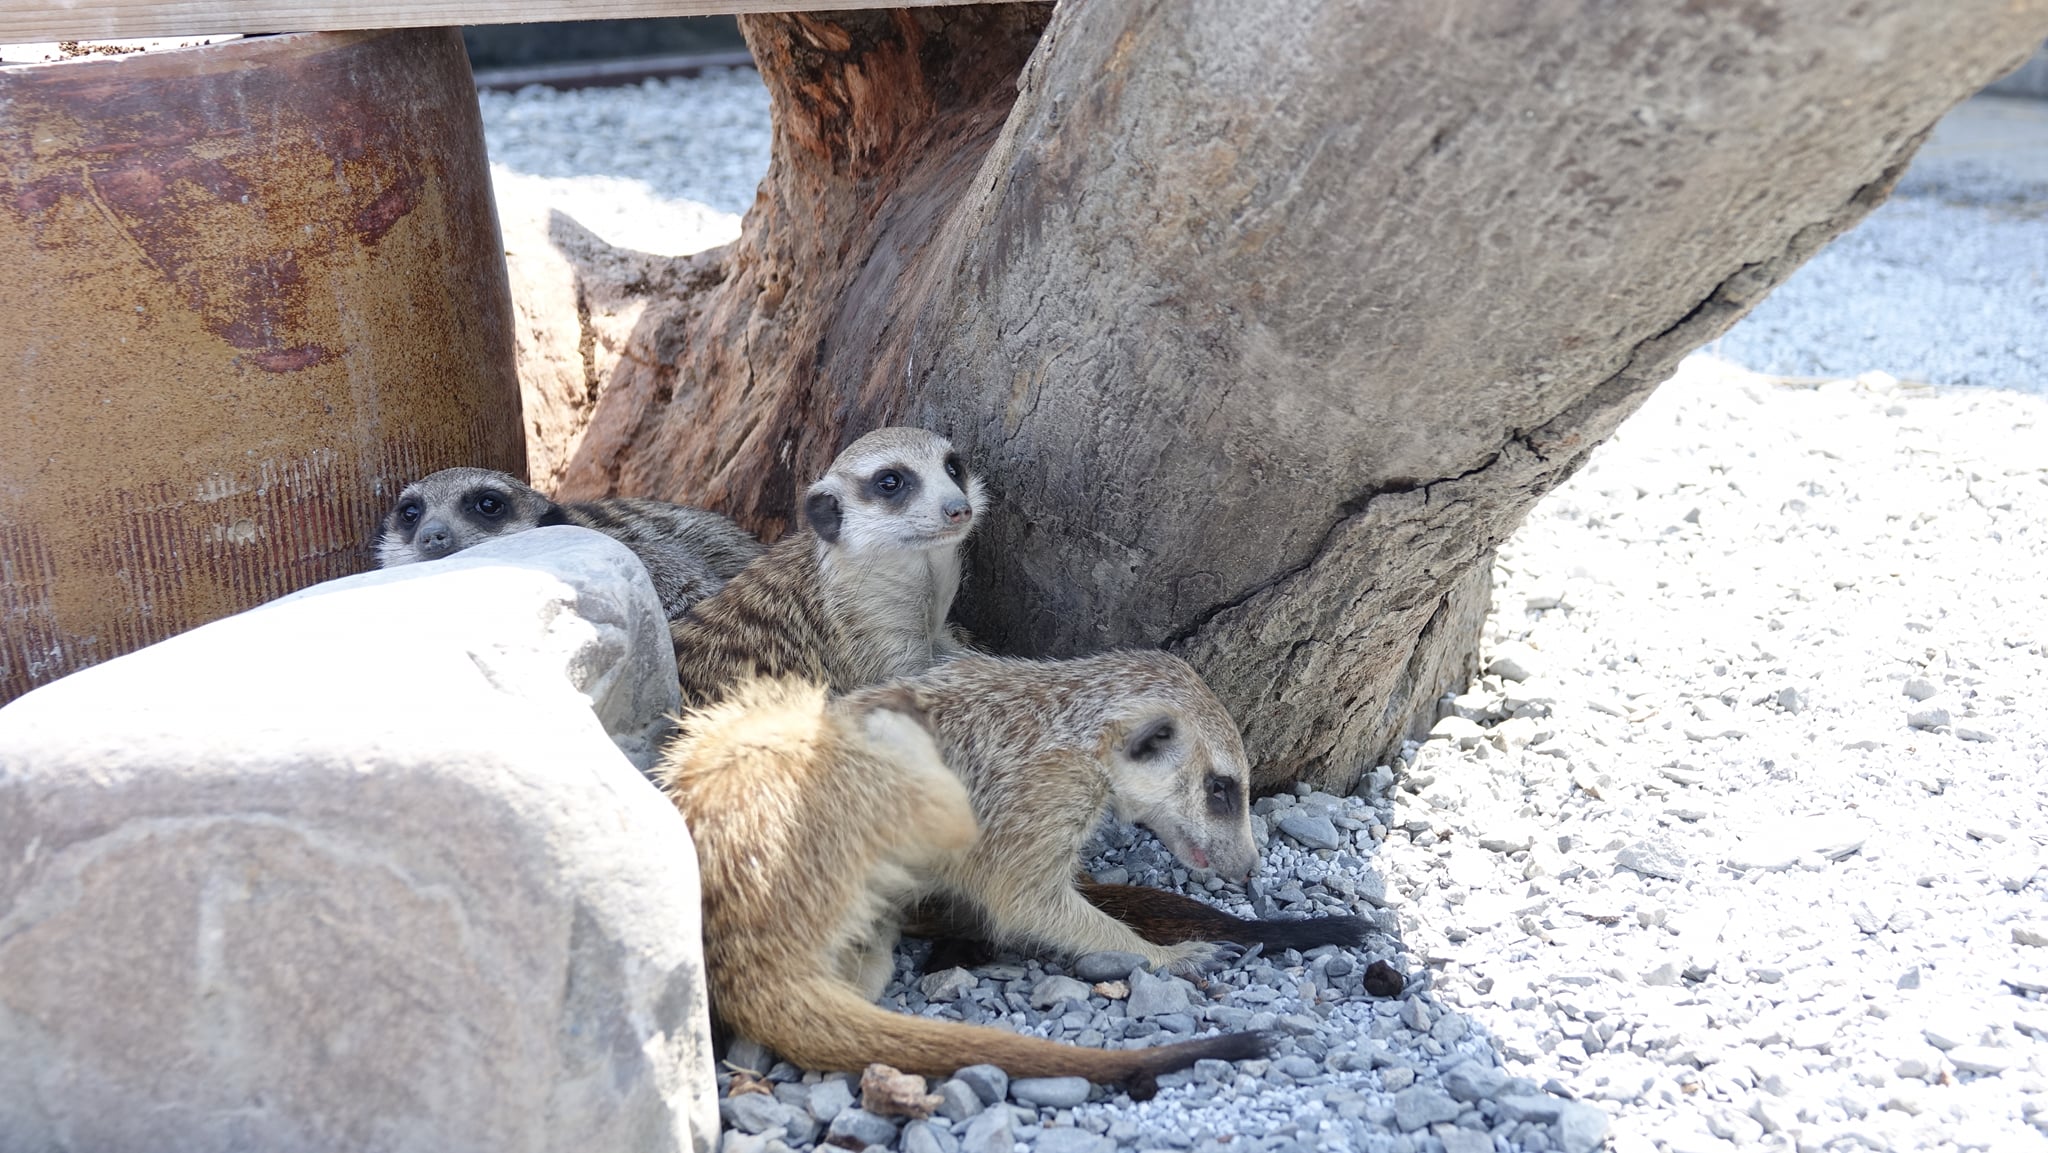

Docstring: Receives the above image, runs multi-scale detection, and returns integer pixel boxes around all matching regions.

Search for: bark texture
[557,0,2048,790]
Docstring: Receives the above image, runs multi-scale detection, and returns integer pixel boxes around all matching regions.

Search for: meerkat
[661,676,1269,1094]
[853,650,1371,976]
[375,467,763,619]
[668,427,982,710]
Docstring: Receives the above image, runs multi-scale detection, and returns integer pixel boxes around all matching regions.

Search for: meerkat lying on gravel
[850,650,1370,976]
[661,676,1269,1095]
[668,427,982,710]
[376,467,762,618]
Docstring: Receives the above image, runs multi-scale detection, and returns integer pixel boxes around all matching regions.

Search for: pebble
[1030,975,1093,1009]
[902,1120,953,1153]
[1125,967,1193,1019]
[1392,1086,1464,1131]
[919,967,977,1002]
[807,1078,854,1123]
[957,1105,1012,1153]
[1071,952,1147,982]
[823,1108,897,1150]
[952,1065,1007,1108]
[721,1093,790,1135]
[1277,810,1343,851]
[934,1079,983,1123]
[1010,1077,1092,1109]
[1030,1129,1113,1153]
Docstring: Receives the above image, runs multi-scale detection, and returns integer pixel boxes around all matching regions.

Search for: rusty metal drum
[0,28,524,702]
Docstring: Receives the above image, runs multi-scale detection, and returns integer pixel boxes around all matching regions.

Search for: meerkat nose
[941,498,972,524]
[416,522,455,557]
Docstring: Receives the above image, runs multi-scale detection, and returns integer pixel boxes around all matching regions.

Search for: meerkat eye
[874,469,903,494]
[943,453,964,482]
[1207,774,1240,815]
[398,500,423,524]
[1126,718,1176,761]
[474,492,508,518]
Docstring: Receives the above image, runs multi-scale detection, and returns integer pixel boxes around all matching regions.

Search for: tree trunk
[554,1,2048,791]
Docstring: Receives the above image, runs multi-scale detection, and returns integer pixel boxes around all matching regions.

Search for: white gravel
[480,74,2048,1153]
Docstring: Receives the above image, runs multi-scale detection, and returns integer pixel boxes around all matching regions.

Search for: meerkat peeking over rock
[669,427,983,710]
[375,468,763,619]
[661,676,1270,1095]
[851,650,1371,975]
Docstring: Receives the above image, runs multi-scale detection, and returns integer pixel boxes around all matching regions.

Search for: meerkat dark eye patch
[1206,774,1241,817]
[470,490,510,520]
[865,466,920,504]
[1126,717,1176,761]
[396,499,423,525]
[536,504,572,528]
[943,453,965,484]
[805,490,843,543]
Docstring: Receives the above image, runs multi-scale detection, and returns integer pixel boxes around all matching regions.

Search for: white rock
[1906,705,1951,731]
[0,528,713,1151]
[921,967,978,1002]
[1901,677,1940,701]
[2013,923,2048,948]
[1947,1046,2018,1075]
[1487,642,1544,683]
[1428,715,1487,749]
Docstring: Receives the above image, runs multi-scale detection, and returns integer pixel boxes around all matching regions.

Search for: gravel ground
[480,77,2048,1153]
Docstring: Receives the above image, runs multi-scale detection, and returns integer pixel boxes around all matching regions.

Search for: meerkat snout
[1107,696,1261,884]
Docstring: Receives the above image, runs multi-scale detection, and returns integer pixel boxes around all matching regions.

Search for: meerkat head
[1096,653,1261,883]
[800,427,983,557]
[375,467,564,567]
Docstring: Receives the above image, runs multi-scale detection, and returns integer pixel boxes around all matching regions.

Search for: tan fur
[660,676,1268,1087]
[670,428,983,711]
[846,650,1262,975]
[376,467,762,618]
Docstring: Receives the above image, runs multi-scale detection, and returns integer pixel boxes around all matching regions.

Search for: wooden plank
[0,0,1019,47]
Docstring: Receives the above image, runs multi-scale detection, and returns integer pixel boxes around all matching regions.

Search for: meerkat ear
[535,503,571,528]
[804,489,843,543]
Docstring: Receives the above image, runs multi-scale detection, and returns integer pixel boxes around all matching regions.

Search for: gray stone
[1497,1095,1567,1123]
[825,1107,900,1149]
[1556,1101,1611,1153]
[920,967,979,1002]
[935,1078,984,1122]
[1948,1046,2018,1074]
[809,1077,857,1122]
[1010,1076,1092,1108]
[726,1038,773,1075]
[1031,975,1094,1009]
[903,1119,958,1153]
[1126,967,1194,1018]
[1393,1086,1464,1131]
[1273,1055,1320,1080]
[0,528,713,1152]
[954,1064,1009,1107]
[1444,1061,1511,1103]
[721,1093,792,1135]
[1072,951,1149,982]
[1435,1126,1496,1153]
[959,1103,1014,1153]
[1277,810,1343,851]
[1032,1128,1114,1153]
[1616,841,1687,881]
[1486,642,1542,683]
[1400,997,1433,1032]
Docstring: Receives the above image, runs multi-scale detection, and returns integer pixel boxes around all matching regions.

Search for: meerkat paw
[1151,940,1223,975]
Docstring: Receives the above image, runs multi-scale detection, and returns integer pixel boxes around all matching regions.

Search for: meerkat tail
[726,974,1270,1100]
[1078,883,1372,951]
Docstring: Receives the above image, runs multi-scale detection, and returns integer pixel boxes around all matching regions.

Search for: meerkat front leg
[979,875,1218,974]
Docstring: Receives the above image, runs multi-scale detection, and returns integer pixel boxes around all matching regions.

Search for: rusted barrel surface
[0,29,524,702]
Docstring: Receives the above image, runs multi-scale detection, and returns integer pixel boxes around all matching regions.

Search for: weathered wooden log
[555,1,2048,790]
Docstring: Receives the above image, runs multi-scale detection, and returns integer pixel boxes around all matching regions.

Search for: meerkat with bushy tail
[660,676,1269,1095]
[849,650,1371,975]
[668,427,981,710]
[375,467,762,618]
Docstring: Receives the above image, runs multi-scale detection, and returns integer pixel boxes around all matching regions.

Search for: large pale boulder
[0,526,715,1153]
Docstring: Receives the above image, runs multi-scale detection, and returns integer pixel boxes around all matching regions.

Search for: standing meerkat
[668,427,982,710]
[661,676,1269,1094]
[852,650,1371,974]
[375,467,763,619]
